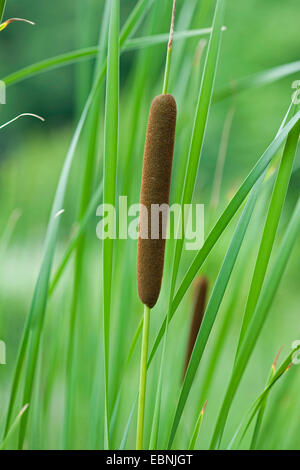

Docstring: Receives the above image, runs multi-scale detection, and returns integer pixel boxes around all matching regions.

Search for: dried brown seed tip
[137,94,177,308]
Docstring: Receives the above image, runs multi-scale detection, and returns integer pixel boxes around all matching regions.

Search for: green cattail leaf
[102,0,120,450]
[210,196,300,449]
[48,183,103,296]
[0,404,29,450]
[2,29,214,87]
[214,60,300,102]
[227,345,299,450]
[62,0,111,449]
[188,400,207,450]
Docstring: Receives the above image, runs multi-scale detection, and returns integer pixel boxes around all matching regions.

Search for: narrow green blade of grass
[119,399,137,450]
[2,29,213,88]
[126,28,219,50]
[102,0,119,450]
[167,168,264,448]
[0,404,28,450]
[249,358,277,450]
[0,209,21,260]
[229,353,278,450]
[48,183,103,296]
[147,110,300,367]
[62,0,110,448]
[236,110,300,354]
[188,400,207,450]
[210,196,300,449]
[210,107,235,212]
[108,317,144,443]
[214,60,300,102]
[227,346,299,450]
[252,350,299,449]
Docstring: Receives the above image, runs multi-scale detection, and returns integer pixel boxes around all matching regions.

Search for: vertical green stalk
[249,352,278,449]
[62,0,110,449]
[102,0,119,450]
[136,305,150,450]
[162,0,176,95]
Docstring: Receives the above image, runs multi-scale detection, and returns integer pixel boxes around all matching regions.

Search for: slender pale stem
[136,304,150,450]
[0,113,44,130]
[162,0,176,95]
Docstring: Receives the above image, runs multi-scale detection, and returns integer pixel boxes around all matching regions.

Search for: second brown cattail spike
[183,276,209,380]
[137,93,177,308]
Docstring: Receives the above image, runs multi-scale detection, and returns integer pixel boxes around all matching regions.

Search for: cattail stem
[136,304,150,450]
[162,0,176,95]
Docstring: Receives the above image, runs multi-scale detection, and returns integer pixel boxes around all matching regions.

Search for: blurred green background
[0,0,299,449]
[1,0,299,228]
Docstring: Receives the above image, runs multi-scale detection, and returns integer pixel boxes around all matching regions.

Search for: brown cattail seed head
[137,94,177,308]
[183,276,209,379]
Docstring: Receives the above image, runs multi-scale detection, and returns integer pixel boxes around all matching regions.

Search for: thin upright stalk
[162,0,176,95]
[62,0,110,449]
[102,0,119,449]
[136,305,150,450]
